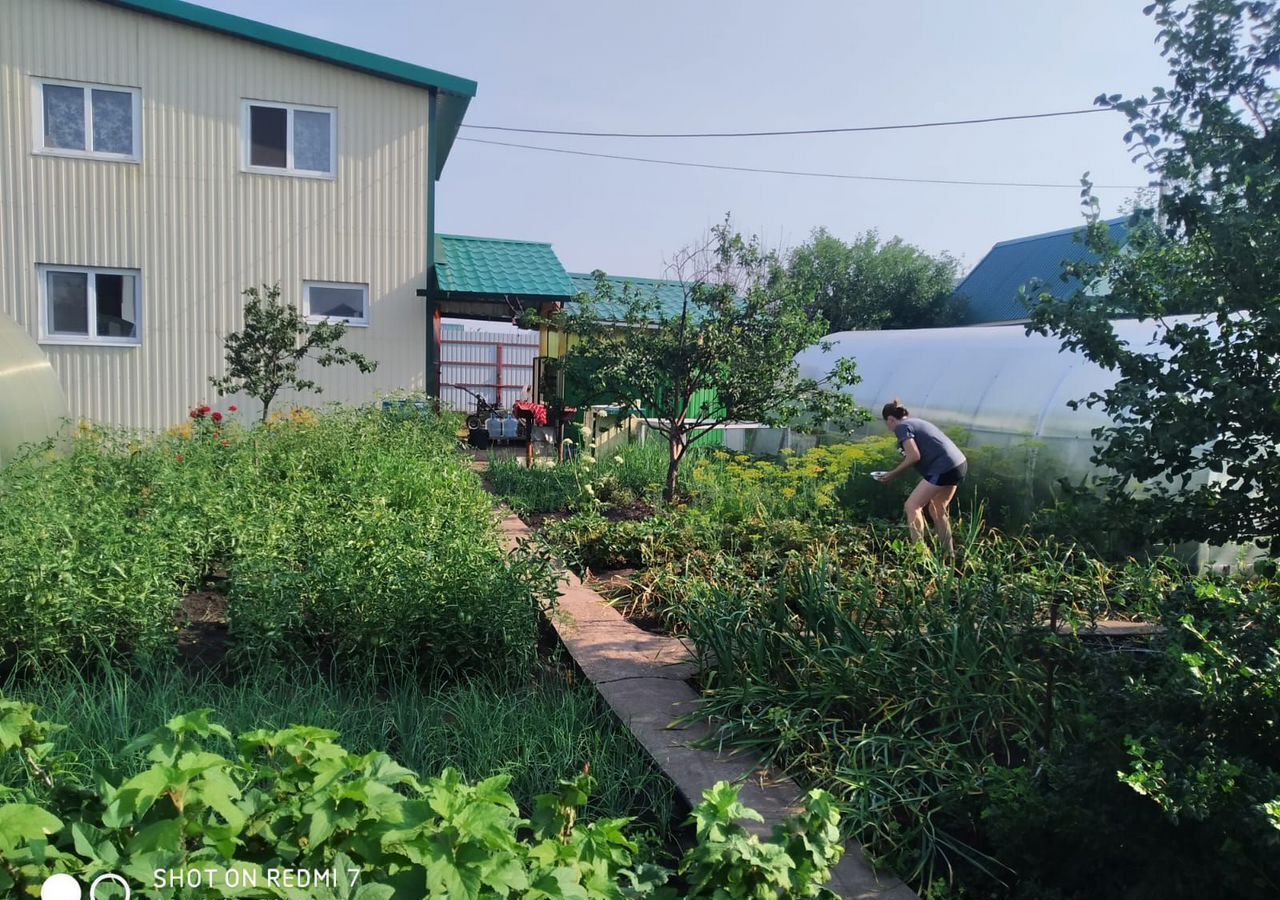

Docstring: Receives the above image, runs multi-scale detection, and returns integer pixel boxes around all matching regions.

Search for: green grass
[3,661,679,836]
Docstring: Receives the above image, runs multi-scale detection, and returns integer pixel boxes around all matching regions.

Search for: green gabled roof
[98,0,476,176]
[435,235,577,297]
[568,273,692,321]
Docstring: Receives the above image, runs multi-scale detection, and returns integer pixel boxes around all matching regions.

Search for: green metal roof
[569,273,693,321]
[434,235,577,297]
[955,217,1128,324]
[98,0,476,176]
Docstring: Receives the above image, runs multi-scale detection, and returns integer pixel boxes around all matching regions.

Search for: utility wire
[459,107,1111,139]
[456,137,1146,190]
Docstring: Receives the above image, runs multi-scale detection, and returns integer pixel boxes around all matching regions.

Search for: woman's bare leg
[905,480,944,546]
[927,486,959,556]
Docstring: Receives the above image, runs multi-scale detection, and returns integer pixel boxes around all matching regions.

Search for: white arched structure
[794,315,1250,569]
[0,313,69,467]
[794,318,1212,477]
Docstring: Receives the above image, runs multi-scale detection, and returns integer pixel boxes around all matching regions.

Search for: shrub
[0,406,553,680]
[0,702,845,898]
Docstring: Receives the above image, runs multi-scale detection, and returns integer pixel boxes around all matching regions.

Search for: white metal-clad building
[0,0,476,429]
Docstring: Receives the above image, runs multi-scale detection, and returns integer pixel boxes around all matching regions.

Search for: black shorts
[926,462,968,487]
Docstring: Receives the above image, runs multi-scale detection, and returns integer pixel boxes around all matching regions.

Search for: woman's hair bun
[881,399,910,420]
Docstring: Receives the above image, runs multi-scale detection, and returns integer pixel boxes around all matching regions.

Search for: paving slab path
[498,513,918,900]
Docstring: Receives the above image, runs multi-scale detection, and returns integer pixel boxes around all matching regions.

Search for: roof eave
[99,0,477,96]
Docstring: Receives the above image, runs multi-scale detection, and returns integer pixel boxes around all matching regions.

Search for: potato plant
[0,701,845,898]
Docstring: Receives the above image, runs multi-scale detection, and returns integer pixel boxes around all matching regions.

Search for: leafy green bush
[224,409,555,676]
[0,429,204,670]
[0,702,845,898]
[0,406,552,679]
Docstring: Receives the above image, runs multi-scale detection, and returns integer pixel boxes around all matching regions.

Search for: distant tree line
[786,228,966,333]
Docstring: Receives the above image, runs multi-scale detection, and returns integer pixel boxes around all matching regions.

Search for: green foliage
[0,664,677,839]
[211,284,377,423]
[0,702,842,898]
[0,407,551,678]
[1027,0,1280,551]
[488,443,671,517]
[786,227,966,331]
[538,220,867,501]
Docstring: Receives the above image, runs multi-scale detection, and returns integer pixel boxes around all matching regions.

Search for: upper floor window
[38,265,142,346]
[243,101,336,178]
[34,79,141,161]
[303,281,368,326]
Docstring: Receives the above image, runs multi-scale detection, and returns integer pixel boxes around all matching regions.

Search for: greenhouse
[0,312,68,467]
[794,314,1246,568]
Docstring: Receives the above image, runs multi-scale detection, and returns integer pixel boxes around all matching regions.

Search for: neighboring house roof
[434,235,577,298]
[428,235,698,323]
[955,217,1128,324]
[568,273,693,322]
[98,0,476,176]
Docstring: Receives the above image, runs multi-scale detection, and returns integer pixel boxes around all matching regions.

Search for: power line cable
[459,107,1113,139]
[456,137,1146,189]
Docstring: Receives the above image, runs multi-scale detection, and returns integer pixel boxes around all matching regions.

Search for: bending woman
[874,400,968,556]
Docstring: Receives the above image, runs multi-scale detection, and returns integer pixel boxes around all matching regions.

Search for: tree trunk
[663,433,685,502]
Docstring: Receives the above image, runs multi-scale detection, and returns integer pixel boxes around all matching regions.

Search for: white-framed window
[37,265,142,346]
[303,281,368,326]
[242,100,336,178]
[32,78,141,161]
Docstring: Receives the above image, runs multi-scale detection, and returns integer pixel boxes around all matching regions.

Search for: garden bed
[489,437,1280,899]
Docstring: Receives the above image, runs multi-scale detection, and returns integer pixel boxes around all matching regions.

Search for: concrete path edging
[499,514,918,900]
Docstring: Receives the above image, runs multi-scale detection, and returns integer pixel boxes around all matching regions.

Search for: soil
[175,586,231,673]
[586,568,676,638]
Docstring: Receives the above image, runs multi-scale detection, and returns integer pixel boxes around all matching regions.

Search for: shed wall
[0,0,431,429]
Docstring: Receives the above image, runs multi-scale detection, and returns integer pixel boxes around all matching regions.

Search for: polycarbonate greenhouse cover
[793,314,1253,569]
[0,313,69,467]
[793,314,1236,480]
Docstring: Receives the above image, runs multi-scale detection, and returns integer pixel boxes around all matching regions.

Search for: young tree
[211,283,378,423]
[1028,0,1280,551]
[787,228,966,332]
[547,222,867,501]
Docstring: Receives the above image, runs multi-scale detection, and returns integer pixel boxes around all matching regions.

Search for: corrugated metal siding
[439,329,538,412]
[0,0,431,430]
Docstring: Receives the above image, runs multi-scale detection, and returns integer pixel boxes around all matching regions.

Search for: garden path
[498,513,918,900]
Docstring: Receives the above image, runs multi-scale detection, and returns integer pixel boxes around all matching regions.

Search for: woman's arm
[879,438,921,482]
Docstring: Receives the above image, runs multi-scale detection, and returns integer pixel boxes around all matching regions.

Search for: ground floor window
[303,280,368,326]
[38,265,141,345]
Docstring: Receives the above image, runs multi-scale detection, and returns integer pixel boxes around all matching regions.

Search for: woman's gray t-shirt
[894,417,966,479]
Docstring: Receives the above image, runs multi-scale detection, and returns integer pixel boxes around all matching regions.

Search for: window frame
[37,264,143,347]
[31,78,142,162]
[303,280,369,327]
[241,100,338,180]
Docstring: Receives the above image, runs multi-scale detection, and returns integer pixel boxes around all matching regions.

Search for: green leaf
[0,804,62,849]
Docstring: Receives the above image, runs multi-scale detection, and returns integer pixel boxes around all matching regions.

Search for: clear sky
[198,0,1170,279]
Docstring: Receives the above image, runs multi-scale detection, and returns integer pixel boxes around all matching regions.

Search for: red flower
[228,405,238,412]
[212,411,224,423]
[189,408,200,419]
[176,454,184,462]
